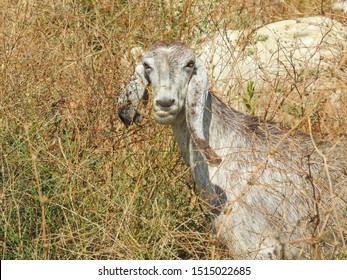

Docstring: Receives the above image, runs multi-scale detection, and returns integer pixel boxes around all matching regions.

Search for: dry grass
[0,0,346,259]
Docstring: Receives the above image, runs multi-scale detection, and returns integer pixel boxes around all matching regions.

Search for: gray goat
[117,41,346,259]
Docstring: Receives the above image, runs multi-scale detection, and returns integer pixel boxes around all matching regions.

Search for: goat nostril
[156,99,175,108]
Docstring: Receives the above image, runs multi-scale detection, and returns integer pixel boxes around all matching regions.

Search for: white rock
[332,0,347,13]
[194,16,347,134]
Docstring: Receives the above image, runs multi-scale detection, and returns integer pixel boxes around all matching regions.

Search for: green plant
[242,81,257,116]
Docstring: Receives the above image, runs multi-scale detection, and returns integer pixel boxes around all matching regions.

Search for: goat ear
[117,64,149,126]
[130,47,144,64]
[186,59,222,167]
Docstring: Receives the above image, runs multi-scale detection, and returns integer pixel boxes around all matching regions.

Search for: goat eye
[143,62,151,70]
[185,60,195,69]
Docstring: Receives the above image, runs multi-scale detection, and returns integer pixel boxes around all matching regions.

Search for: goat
[117,41,346,259]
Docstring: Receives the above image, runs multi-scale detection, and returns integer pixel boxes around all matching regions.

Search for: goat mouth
[155,110,172,117]
[153,109,178,124]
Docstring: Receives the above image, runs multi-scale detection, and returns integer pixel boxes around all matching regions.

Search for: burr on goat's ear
[185,59,222,167]
[117,64,149,126]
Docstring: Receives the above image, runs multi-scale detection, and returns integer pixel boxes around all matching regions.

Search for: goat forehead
[145,44,194,66]
[168,45,194,61]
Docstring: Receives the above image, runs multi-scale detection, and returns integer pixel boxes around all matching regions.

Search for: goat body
[118,41,346,259]
[173,92,327,259]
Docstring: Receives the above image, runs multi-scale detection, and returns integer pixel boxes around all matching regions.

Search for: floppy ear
[186,59,222,167]
[117,64,150,126]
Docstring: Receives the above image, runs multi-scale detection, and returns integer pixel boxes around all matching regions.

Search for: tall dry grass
[0,0,346,259]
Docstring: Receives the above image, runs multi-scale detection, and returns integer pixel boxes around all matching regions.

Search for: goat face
[118,41,221,166]
[142,42,196,125]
